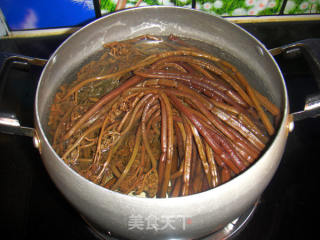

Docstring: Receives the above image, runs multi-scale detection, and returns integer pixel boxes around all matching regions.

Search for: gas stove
[1,19,320,240]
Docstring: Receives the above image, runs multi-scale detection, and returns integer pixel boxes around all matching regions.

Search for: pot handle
[269,39,320,121]
[0,52,47,138]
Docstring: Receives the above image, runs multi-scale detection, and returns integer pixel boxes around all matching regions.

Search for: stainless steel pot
[1,6,320,240]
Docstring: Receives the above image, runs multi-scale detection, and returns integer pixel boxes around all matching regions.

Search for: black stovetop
[1,20,320,240]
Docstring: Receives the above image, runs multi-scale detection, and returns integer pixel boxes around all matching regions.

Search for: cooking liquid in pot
[47,35,280,198]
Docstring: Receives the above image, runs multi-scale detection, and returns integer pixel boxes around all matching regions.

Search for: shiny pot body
[34,7,289,239]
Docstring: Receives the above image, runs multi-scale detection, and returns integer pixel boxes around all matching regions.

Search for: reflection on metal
[287,114,295,133]
[0,116,20,127]
[0,114,34,137]
[292,94,320,121]
[305,94,320,111]
[269,42,306,57]
[82,200,259,240]
[33,130,41,153]
[9,55,47,66]
[21,56,47,67]
[0,53,47,69]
